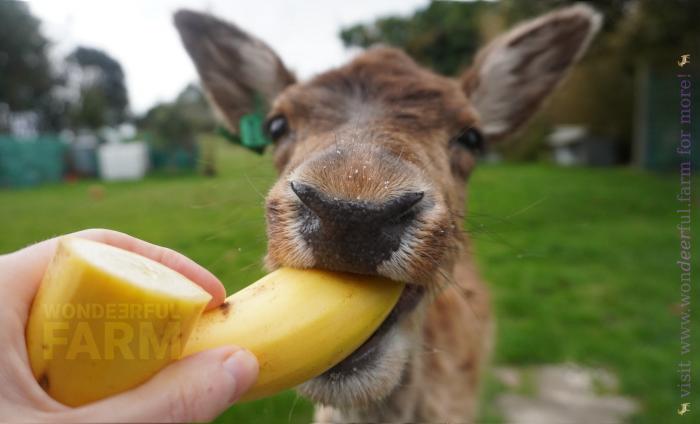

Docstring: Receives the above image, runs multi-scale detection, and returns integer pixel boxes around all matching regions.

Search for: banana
[26,238,404,406]
[26,237,212,406]
[182,267,404,402]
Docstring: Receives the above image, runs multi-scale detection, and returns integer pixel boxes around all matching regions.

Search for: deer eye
[265,115,289,141]
[453,127,484,153]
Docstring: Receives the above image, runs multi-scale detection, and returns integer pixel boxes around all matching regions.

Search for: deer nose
[290,181,424,274]
[291,182,423,224]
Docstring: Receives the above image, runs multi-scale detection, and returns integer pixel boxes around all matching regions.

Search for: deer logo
[678,402,690,415]
[678,54,690,67]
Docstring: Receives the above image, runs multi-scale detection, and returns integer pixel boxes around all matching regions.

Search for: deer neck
[314,242,490,423]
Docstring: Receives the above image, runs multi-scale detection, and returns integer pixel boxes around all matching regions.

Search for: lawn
[0,139,695,423]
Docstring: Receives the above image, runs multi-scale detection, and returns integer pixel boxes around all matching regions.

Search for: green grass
[468,165,699,423]
[0,139,696,423]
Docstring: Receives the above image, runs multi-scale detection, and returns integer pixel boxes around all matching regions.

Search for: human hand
[0,229,258,422]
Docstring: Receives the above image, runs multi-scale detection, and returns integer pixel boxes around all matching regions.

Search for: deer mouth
[320,283,424,377]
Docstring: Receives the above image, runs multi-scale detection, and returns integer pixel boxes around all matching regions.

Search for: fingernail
[222,349,259,402]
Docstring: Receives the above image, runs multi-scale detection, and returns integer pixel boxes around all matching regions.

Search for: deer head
[175,4,600,411]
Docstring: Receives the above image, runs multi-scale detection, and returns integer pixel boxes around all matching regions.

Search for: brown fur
[174,5,600,422]
[263,48,473,286]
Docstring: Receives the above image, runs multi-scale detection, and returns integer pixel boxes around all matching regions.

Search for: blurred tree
[340,0,496,75]
[174,84,219,177]
[138,83,216,174]
[173,83,216,133]
[138,83,214,148]
[66,46,129,129]
[140,102,194,149]
[0,1,55,131]
[619,0,699,61]
[498,0,699,58]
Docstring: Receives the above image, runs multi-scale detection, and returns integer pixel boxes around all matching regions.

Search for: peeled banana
[26,237,212,406]
[26,237,404,406]
[183,267,403,402]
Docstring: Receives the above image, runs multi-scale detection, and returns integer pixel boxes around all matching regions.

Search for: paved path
[494,364,638,424]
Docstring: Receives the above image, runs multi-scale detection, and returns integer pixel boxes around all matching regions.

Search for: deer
[174,4,600,422]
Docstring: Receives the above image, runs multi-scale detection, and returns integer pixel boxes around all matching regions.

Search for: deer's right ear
[174,10,295,133]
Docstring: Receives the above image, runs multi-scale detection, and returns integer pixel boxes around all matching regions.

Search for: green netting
[149,146,199,171]
[640,67,699,171]
[138,131,199,171]
[0,135,66,188]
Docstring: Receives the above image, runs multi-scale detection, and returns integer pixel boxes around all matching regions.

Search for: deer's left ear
[461,4,601,142]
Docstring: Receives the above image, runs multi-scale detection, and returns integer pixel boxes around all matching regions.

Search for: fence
[0,135,66,188]
[634,63,699,171]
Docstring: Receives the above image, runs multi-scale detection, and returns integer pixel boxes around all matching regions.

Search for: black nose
[290,181,424,274]
[291,182,423,224]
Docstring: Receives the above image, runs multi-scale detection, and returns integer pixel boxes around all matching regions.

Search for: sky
[28,0,429,114]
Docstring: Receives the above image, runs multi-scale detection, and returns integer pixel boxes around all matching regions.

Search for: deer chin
[297,284,425,408]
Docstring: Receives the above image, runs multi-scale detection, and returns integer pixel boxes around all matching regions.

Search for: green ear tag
[239,111,271,154]
[216,94,272,154]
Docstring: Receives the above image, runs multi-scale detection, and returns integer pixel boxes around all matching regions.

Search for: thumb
[71,347,258,423]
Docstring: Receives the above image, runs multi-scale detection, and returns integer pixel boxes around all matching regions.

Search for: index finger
[5,229,226,311]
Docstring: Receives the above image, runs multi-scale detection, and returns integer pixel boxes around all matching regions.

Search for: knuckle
[79,228,123,243]
[166,383,198,422]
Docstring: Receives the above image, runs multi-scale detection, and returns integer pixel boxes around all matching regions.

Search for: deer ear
[174,10,295,133]
[461,4,601,142]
